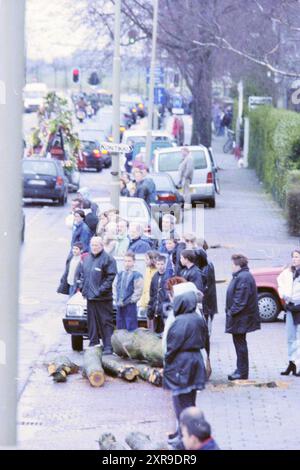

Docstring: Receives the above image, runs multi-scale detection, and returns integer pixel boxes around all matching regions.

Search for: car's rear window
[81,140,98,151]
[158,150,207,172]
[152,174,173,191]
[23,160,57,176]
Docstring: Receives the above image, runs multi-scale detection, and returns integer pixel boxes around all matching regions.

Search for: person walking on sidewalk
[178,147,194,208]
[277,249,300,376]
[226,254,260,381]
[114,252,143,332]
[77,237,117,354]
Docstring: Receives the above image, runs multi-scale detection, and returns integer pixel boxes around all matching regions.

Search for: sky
[26,0,88,62]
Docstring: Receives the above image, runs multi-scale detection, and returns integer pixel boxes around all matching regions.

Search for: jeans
[116,304,138,332]
[232,333,249,377]
[286,311,300,367]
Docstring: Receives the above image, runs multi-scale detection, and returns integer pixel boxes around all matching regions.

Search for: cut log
[48,356,79,376]
[83,347,105,387]
[125,432,163,451]
[98,433,127,451]
[132,362,163,387]
[111,328,163,367]
[102,354,139,382]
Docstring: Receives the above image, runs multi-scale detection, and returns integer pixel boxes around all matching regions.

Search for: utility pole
[111,0,121,210]
[145,0,159,168]
[0,0,25,446]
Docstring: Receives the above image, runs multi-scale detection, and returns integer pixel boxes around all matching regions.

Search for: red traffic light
[73,68,80,83]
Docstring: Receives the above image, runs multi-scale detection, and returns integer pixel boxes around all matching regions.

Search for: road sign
[146,66,164,85]
[100,142,132,153]
[154,87,166,105]
[248,96,273,109]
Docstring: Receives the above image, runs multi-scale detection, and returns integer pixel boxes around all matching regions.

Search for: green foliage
[249,106,300,207]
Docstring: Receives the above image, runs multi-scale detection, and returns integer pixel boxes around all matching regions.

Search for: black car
[22,158,68,206]
[79,129,111,168]
[152,172,184,206]
[80,139,104,172]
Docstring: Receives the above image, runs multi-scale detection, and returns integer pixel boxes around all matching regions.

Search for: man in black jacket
[147,255,170,333]
[226,254,260,380]
[180,250,204,292]
[77,236,117,353]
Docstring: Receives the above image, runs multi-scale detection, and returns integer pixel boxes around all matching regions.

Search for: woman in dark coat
[226,254,260,381]
[164,290,207,448]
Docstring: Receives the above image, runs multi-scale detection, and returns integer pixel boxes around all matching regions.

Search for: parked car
[63,256,148,351]
[22,158,68,206]
[251,266,284,322]
[78,129,111,168]
[122,129,175,146]
[153,145,217,208]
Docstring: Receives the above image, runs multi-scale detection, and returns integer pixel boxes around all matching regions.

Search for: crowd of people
[57,182,300,450]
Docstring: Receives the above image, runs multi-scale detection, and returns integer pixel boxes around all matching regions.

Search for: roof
[154,145,208,154]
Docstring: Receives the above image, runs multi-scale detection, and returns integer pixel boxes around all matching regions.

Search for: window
[23,161,57,176]
[158,150,207,172]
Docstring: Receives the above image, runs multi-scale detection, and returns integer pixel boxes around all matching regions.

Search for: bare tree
[73,0,300,146]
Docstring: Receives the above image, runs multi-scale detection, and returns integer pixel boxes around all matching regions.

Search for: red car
[251,267,285,322]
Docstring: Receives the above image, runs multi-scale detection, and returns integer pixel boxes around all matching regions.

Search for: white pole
[243,117,250,168]
[111,0,121,210]
[0,0,25,446]
[145,0,159,167]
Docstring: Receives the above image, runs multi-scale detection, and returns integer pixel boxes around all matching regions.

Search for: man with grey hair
[180,407,219,451]
[77,236,117,353]
[128,222,151,254]
[178,146,194,208]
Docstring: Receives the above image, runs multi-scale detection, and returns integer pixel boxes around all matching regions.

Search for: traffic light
[72,68,80,83]
[128,29,137,45]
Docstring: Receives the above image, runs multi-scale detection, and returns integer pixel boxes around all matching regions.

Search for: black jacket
[78,250,117,301]
[225,267,260,334]
[202,262,218,316]
[57,252,73,295]
[163,292,206,393]
[180,264,204,292]
[134,178,156,206]
[147,271,170,320]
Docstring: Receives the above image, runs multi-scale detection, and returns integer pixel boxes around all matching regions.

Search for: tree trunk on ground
[111,328,163,367]
[48,356,79,383]
[133,362,163,387]
[98,433,127,450]
[190,51,213,148]
[83,347,105,387]
[125,432,164,451]
[102,354,139,382]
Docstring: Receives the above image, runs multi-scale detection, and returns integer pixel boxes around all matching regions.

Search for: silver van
[153,146,217,207]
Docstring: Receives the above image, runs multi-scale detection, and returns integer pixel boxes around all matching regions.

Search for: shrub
[286,171,300,236]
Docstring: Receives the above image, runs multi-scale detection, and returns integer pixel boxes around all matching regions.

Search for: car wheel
[258,292,281,322]
[208,198,216,208]
[71,335,83,352]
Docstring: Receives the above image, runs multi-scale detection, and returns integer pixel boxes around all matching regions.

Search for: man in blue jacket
[180,407,219,451]
[128,222,152,254]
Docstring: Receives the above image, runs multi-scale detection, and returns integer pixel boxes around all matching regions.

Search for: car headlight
[66,305,84,317]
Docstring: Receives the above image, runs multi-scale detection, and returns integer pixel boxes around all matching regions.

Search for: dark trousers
[172,390,197,423]
[232,333,249,377]
[87,300,114,349]
[153,315,165,334]
[116,304,138,332]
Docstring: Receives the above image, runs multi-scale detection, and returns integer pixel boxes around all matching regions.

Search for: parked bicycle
[223,129,235,154]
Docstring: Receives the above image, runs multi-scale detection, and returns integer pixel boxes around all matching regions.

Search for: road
[18,110,300,450]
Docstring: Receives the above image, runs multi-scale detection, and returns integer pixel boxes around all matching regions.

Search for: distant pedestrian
[178,147,194,207]
[226,254,260,380]
[147,254,170,333]
[120,178,130,197]
[57,242,83,296]
[180,250,204,292]
[277,249,300,376]
[180,408,219,451]
[113,252,144,332]
[128,222,152,254]
[114,219,130,256]
[77,237,117,353]
[71,210,92,253]
[138,251,159,323]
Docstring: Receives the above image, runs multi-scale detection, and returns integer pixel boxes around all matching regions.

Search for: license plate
[28,179,47,186]
[68,320,80,326]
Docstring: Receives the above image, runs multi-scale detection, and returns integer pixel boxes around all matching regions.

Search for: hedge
[249,106,300,207]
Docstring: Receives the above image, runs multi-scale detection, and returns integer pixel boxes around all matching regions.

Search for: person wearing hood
[164,289,207,449]
[226,254,260,381]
